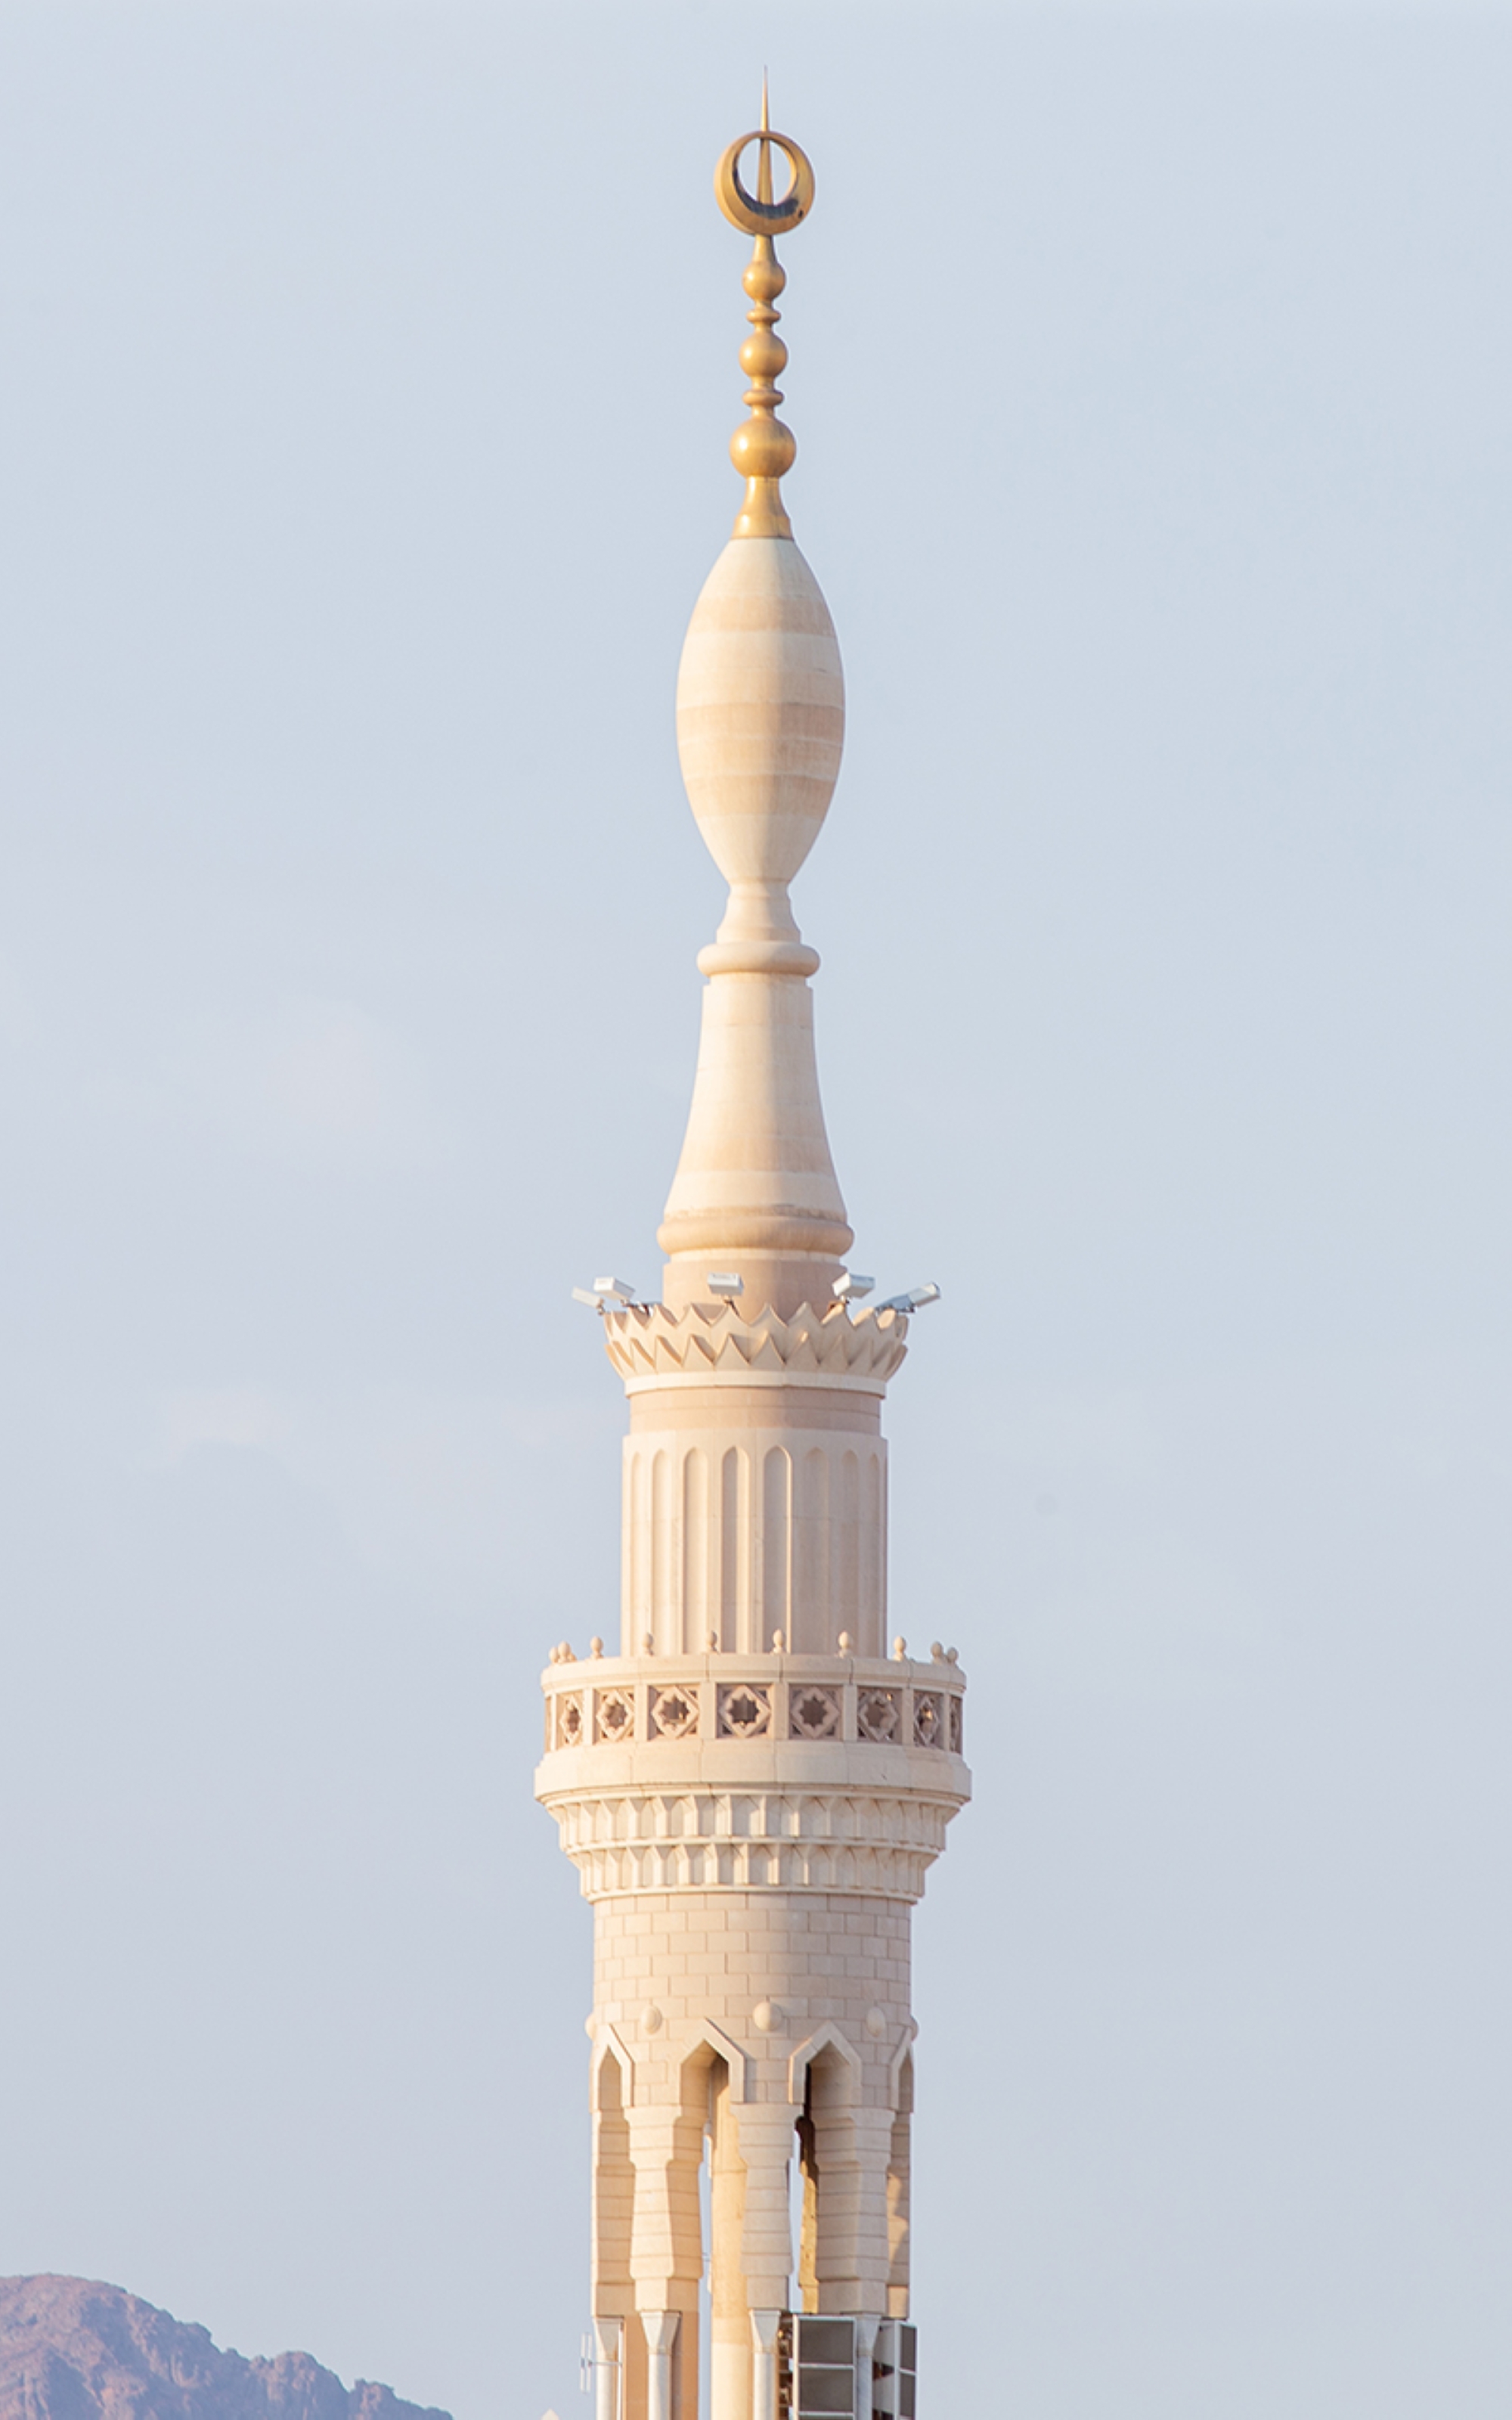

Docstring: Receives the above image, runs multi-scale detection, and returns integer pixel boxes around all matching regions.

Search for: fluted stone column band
[604,1302,910,1665]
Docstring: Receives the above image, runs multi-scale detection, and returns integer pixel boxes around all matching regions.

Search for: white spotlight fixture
[572,1276,640,1311]
[876,1281,942,1314]
[832,1271,875,1300]
[706,1271,745,1298]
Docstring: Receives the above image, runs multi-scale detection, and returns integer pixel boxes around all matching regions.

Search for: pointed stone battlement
[601,1300,909,1394]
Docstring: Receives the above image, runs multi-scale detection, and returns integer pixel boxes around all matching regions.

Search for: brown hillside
[0,2279,451,2420]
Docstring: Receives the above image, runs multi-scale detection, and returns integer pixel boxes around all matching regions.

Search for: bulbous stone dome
[676,536,844,892]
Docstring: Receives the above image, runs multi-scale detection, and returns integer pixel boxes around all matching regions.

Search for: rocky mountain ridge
[0,2278,451,2420]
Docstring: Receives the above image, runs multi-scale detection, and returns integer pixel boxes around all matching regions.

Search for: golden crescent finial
[712,104,816,540]
[714,126,814,238]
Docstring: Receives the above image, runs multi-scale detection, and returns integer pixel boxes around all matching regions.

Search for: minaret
[537,104,970,2420]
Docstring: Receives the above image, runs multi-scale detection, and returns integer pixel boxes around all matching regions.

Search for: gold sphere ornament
[729,417,796,482]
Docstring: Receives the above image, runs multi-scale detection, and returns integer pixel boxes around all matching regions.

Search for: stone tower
[536,105,969,2420]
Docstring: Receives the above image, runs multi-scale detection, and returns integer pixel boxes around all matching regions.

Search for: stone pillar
[709,2338,748,2420]
[627,2104,702,2420]
[709,2065,750,2420]
[749,2311,783,2420]
[812,2105,894,2316]
[733,2101,799,2314]
[643,2313,680,2420]
[628,2104,703,2291]
[593,2319,622,2420]
[854,2315,880,2420]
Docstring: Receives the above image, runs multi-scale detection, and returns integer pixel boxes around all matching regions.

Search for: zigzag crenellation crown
[601,1298,909,1385]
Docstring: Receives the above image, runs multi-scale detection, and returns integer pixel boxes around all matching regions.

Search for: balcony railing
[540,1649,965,1761]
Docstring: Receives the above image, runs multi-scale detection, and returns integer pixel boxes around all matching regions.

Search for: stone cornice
[539,1781,965,1903]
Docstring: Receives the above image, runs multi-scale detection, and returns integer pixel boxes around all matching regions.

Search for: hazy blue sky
[2,5,1508,2417]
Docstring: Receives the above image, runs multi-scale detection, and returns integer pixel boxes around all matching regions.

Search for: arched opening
[706,2054,748,2420]
[887,2052,912,2319]
[792,2037,859,2316]
[595,2046,634,2300]
[593,2046,636,2414]
[795,2065,820,2313]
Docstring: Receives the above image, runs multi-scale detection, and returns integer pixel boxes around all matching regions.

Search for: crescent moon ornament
[714,92,814,540]
[714,129,816,237]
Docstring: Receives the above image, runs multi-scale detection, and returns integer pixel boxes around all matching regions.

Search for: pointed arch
[887,2039,916,2319]
[592,2022,636,2106]
[675,2017,751,2103]
[590,2030,634,2328]
[787,2021,863,2107]
[887,2020,919,2111]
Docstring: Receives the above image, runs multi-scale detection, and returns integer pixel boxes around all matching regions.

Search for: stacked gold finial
[714,81,816,539]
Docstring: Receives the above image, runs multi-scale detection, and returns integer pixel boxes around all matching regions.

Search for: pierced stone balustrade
[539,1649,966,1765]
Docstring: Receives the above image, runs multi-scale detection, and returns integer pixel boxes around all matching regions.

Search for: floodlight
[876,1280,942,1314]
[706,1272,745,1297]
[593,1277,639,1303]
[832,1271,875,1300]
[572,1288,605,1310]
